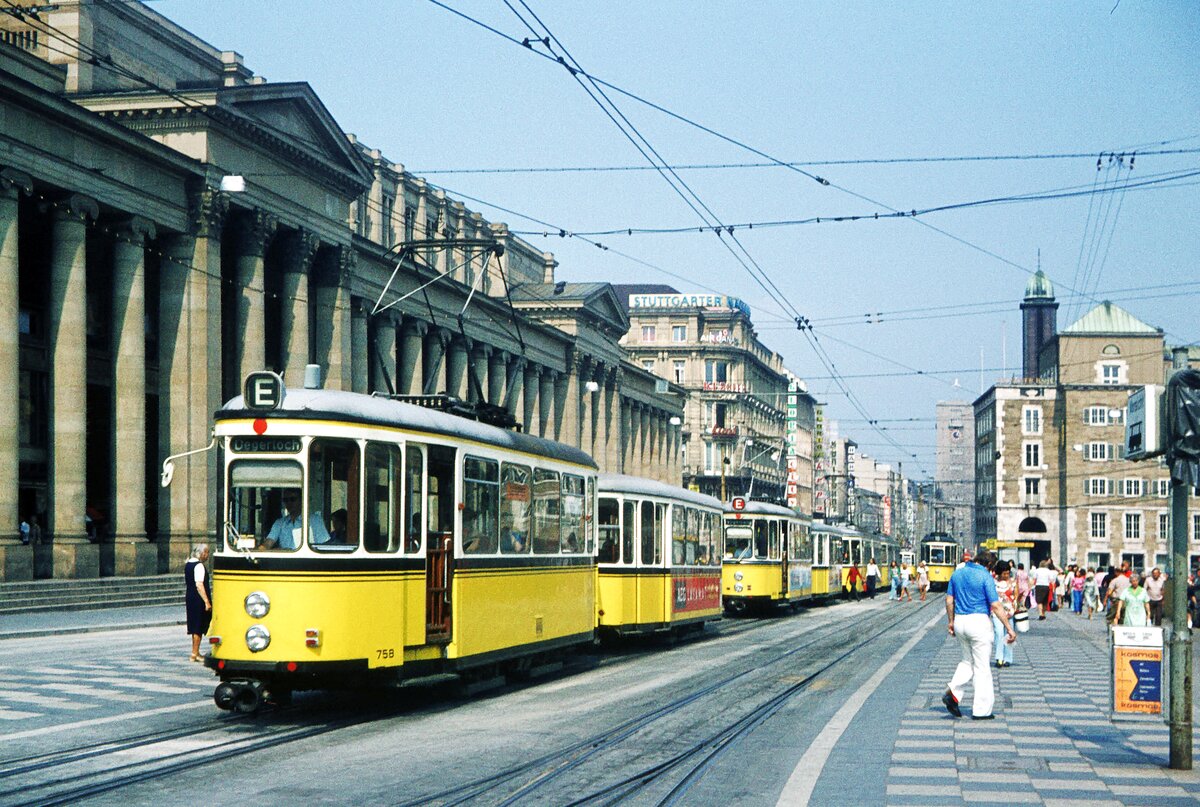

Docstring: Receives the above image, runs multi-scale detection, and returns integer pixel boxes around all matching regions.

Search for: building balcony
[710,426,739,440]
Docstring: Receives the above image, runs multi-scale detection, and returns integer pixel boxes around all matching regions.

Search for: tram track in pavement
[397,598,935,806]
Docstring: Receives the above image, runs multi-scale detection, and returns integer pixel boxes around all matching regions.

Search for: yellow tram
[920,532,962,590]
[721,502,811,613]
[595,475,723,636]
[838,530,900,595]
[195,375,598,711]
[809,522,850,599]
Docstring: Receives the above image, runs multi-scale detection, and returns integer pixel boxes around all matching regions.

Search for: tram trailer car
[595,475,723,637]
[809,523,850,600]
[721,502,812,614]
[838,531,900,595]
[920,532,962,591]
[199,382,598,712]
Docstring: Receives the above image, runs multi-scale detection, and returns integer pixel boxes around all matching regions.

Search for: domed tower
[1020,270,1057,379]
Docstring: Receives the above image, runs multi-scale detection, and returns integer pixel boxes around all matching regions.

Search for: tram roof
[920,532,958,545]
[217,389,598,469]
[598,474,723,510]
[722,501,805,519]
[810,522,860,538]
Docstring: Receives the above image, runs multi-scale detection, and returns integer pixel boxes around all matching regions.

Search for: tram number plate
[375,648,395,660]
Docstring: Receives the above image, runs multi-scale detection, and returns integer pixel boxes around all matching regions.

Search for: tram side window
[404,446,424,553]
[814,534,826,566]
[686,508,700,565]
[586,477,596,554]
[672,505,685,565]
[227,460,303,551]
[930,546,946,564]
[308,439,358,549]
[531,469,560,554]
[698,510,712,565]
[561,474,585,553]
[362,443,402,553]
[598,497,620,563]
[640,501,659,565]
[621,501,636,564]
[500,463,531,553]
[463,456,499,554]
[753,520,768,559]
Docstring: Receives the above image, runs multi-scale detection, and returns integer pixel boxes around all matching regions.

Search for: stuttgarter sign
[629,293,751,317]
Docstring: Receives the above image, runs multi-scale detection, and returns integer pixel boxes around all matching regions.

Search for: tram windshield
[927,545,946,564]
[227,460,314,552]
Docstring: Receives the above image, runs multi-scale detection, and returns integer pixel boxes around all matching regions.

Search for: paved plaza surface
[1,598,1198,805]
[808,605,1200,807]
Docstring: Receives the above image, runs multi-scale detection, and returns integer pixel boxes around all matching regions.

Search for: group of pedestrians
[888,559,929,602]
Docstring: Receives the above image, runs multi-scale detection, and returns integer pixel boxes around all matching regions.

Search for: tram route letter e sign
[244,371,285,411]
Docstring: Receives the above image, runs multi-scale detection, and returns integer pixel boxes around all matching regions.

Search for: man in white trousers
[942,547,1016,720]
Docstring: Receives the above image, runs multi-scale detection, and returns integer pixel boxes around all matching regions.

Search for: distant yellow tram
[721,502,811,613]
[595,475,723,636]
[920,532,962,590]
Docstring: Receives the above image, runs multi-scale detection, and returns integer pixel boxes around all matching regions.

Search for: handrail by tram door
[425,532,453,642]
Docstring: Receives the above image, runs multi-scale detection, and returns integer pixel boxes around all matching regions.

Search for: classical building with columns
[0,1,684,580]
[615,285,813,511]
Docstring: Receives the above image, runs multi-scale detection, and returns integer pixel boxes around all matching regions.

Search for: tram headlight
[734,571,744,581]
[734,583,744,593]
[244,591,271,619]
[245,625,271,652]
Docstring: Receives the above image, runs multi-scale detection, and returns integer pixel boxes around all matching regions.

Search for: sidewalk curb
[0,619,185,641]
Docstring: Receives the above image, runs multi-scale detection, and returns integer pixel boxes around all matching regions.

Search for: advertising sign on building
[628,293,752,317]
[702,382,748,393]
[699,329,740,346]
[785,379,800,509]
[882,495,892,537]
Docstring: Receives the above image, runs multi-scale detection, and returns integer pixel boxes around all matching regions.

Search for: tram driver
[261,489,332,550]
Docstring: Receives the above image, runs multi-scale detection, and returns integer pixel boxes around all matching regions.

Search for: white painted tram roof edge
[217,389,597,470]
[597,473,723,510]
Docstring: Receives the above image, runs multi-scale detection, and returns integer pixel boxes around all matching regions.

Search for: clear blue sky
[154,0,1200,481]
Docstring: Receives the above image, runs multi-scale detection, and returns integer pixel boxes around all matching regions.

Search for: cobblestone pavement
[877,610,1200,806]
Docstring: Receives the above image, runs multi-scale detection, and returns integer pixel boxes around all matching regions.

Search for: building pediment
[511,282,630,337]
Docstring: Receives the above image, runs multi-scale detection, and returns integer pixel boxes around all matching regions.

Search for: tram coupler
[214,679,266,713]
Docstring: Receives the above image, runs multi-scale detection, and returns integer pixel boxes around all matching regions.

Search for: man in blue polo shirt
[942,547,1016,719]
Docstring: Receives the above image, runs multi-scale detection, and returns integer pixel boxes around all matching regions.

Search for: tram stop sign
[731,497,746,512]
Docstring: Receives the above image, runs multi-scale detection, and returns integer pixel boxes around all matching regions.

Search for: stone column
[280,229,319,389]
[369,312,396,394]
[522,362,540,434]
[48,195,99,577]
[111,216,158,575]
[467,342,490,403]
[446,336,470,399]
[539,369,558,439]
[580,359,597,457]
[315,245,355,391]
[488,349,507,406]
[351,299,369,393]
[503,355,525,419]
[233,210,278,381]
[620,398,633,475]
[0,170,32,580]
[398,318,427,395]
[560,349,584,447]
[160,187,227,575]
[603,367,622,473]
[422,327,449,395]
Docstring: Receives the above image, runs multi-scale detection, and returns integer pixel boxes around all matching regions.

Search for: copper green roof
[1062,301,1161,335]
[1023,270,1054,301]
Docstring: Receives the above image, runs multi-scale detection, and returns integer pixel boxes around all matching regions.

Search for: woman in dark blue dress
[185,544,212,661]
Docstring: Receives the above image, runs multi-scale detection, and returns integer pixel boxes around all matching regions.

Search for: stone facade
[0,1,683,580]
[935,401,975,545]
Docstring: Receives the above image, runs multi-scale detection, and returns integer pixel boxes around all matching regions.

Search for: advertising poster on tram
[788,564,812,595]
[672,574,721,614]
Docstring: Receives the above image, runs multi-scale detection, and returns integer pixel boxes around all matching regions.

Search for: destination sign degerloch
[230,436,302,454]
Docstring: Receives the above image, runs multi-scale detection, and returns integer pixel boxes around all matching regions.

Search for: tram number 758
[375,648,395,660]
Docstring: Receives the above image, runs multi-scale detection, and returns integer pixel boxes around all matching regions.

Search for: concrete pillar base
[0,543,33,581]
[100,541,159,577]
[52,541,100,579]
[158,538,194,575]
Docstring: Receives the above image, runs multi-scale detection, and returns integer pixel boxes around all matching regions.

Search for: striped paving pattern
[880,613,1200,806]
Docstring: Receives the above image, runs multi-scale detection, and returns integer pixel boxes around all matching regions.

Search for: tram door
[639,501,665,623]
[424,445,456,642]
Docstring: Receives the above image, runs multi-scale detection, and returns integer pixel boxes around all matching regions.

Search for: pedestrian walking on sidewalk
[888,561,900,601]
[943,548,1016,720]
[1033,559,1054,620]
[1015,562,1031,610]
[866,558,880,599]
[1106,567,1131,625]
[1146,568,1166,626]
[917,561,930,601]
[899,561,913,603]
[1071,567,1086,614]
[185,543,213,662]
[992,561,1016,668]
[1115,573,1151,628]
[846,564,862,601]
[1083,568,1099,620]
